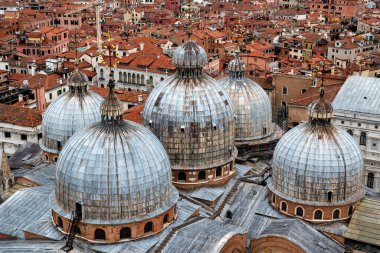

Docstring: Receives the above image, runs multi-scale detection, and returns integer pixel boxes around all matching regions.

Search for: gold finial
[99,32,121,89]
[73,31,79,72]
[319,61,325,100]
[185,0,196,39]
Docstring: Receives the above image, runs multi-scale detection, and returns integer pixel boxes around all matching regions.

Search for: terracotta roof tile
[122,103,145,124]
[0,103,42,127]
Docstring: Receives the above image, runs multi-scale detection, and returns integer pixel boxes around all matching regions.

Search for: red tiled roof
[122,103,144,124]
[89,86,148,103]
[290,84,343,107]
[0,103,42,127]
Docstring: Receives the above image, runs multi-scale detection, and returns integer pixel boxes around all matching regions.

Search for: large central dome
[51,75,178,243]
[40,67,103,163]
[142,39,237,189]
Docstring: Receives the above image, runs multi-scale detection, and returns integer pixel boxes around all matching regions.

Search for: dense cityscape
[0,0,379,252]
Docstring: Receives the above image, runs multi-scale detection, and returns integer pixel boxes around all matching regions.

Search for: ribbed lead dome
[172,40,208,69]
[40,69,103,157]
[142,40,236,176]
[219,53,273,141]
[52,72,178,226]
[269,94,365,205]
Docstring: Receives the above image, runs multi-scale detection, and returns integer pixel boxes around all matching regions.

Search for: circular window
[358,123,361,127]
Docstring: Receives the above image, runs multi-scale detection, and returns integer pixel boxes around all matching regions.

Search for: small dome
[270,123,364,204]
[53,120,178,224]
[172,40,208,69]
[228,58,246,73]
[66,69,89,87]
[307,98,333,120]
[41,70,103,156]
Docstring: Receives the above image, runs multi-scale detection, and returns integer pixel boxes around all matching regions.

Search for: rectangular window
[21,134,27,140]
[38,133,42,140]
[49,93,52,100]
[4,132,11,138]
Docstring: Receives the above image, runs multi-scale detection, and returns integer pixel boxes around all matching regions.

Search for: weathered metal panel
[53,119,178,224]
[269,121,365,204]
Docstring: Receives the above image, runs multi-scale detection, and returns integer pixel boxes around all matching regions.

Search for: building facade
[333,76,380,193]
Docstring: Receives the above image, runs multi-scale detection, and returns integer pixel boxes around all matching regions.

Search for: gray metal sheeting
[9,142,43,169]
[142,74,236,171]
[256,219,345,253]
[13,164,56,186]
[54,120,178,224]
[0,185,63,240]
[41,90,103,153]
[332,76,380,115]
[270,122,365,204]
[161,219,247,253]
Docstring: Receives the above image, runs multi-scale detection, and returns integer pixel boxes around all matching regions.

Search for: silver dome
[52,120,178,224]
[66,69,89,87]
[228,58,246,73]
[172,40,208,69]
[41,84,103,155]
[269,122,365,205]
[219,58,273,141]
[142,75,236,170]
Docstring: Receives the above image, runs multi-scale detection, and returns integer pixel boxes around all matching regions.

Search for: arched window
[120,227,131,239]
[160,77,164,81]
[178,172,186,181]
[314,210,323,220]
[296,207,304,217]
[348,206,353,216]
[53,157,58,163]
[333,209,340,219]
[198,171,206,181]
[123,72,127,82]
[216,167,222,178]
[57,217,63,228]
[144,222,153,233]
[272,194,276,204]
[360,132,367,146]
[100,69,104,79]
[281,201,287,212]
[281,101,287,107]
[95,229,106,240]
[327,191,332,202]
[73,226,81,235]
[347,130,353,136]
[141,74,145,85]
[119,72,122,81]
[301,88,307,94]
[45,154,49,161]
[226,210,233,219]
[367,173,375,188]
[282,86,288,95]
[163,214,168,224]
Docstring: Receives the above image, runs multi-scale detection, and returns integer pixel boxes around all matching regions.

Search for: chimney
[138,94,143,103]
[59,78,63,85]
[31,59,37,76]
[331,66,335,75]
[36,85,46,111]
[18,94,23,102]
[139,42,145,51]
